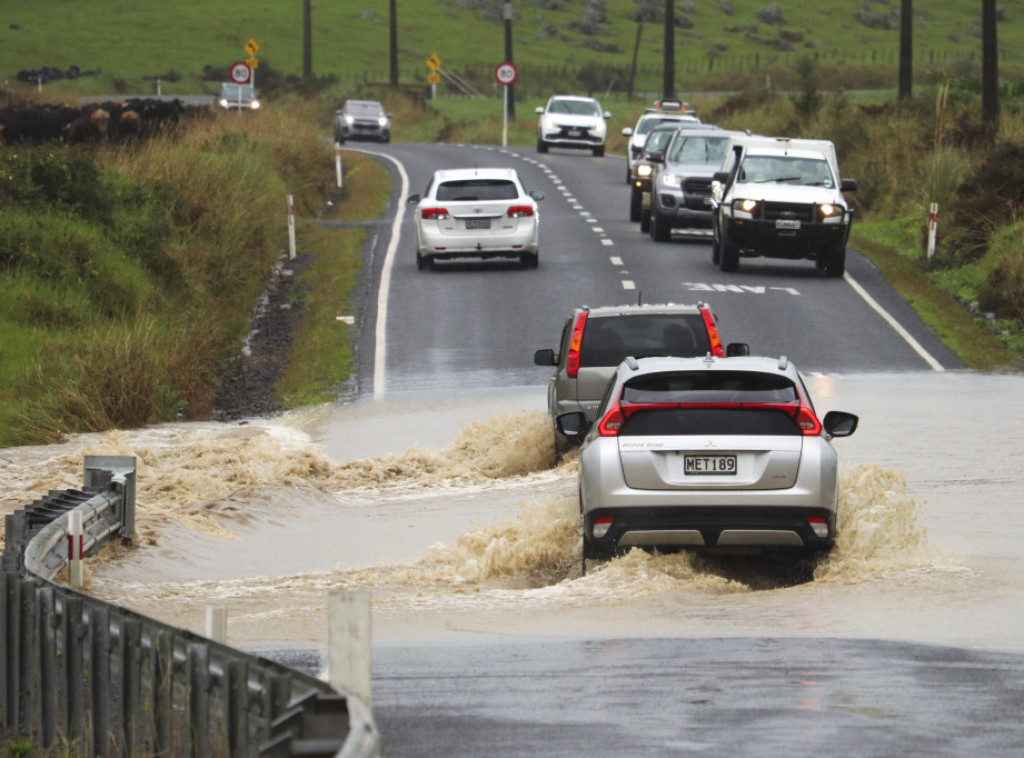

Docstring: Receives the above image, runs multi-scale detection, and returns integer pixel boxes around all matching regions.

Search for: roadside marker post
[927,202,938,261]
[328,591,372,707]
[335,144,343,188]
[67,511,84,590]
[287,195,297,260]
[206,606,228,644]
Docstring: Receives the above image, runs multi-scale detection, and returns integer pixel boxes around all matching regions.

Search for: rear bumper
[417,227,538,257]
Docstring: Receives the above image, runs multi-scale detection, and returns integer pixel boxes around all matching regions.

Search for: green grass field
[2,0,1022,98]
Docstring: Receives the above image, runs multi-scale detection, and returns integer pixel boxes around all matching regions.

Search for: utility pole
[302,0,313,80]
[389,0,398,85]
[898,0,912,99]
[504,0,515,118]
[982,0,999,126]
[663,0,675,99]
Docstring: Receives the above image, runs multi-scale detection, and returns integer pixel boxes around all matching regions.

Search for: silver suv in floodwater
[533,303,748,429]
[555,355,859,572]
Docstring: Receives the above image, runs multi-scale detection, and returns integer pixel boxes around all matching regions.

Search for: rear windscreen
[579,315,712,368]
[618,371,801,436]
[436,180,518,201]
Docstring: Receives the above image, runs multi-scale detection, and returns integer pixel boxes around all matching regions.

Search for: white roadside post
[328,590,372,707]
[335,144,343,189]
[67,510,84,590]
[206,606,228,643]
[287,194,297,260]
[927,202,939,261]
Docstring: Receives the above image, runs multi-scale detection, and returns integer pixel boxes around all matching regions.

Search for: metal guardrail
[1,455,380,757]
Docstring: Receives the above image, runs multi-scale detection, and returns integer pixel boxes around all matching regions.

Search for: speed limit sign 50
[230,61,252,84]
[494,62,518,86]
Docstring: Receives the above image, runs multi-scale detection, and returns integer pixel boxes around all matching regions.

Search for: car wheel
[719,226,740,272]
[824,245,846,278]
[537,136,548,154]
[593,145,605,157]
[416,252,432,271]
[629,188,643,222]
[626,165,632,184]
[640,209,651,234]
[651,209,671,242]
[520,251,539,269]
[711,222,722,264]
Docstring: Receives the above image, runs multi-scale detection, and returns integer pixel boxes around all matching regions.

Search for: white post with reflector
[287,194,296,260]
[335,144,343,189]
[206,606,228,643]
[68,510,84,590]
[927,202,938,261]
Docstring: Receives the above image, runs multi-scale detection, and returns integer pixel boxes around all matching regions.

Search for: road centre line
[601,239,615,246]
[610,256,624,265]
[622,280,636,289]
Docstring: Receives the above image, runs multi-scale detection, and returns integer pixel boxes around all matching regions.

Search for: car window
[738,155,834,187]
[549,99,600,117]
[578,314,711,367]
[220,84,255,99]
[645,129,675,153]
[345,102,383,116]
[622,371,798,404]
[668,136,730,165]
[620,407,802,436]
[435,179,519,201]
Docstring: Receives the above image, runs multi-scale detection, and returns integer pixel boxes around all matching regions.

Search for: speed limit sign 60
[494,62,518,86]
[230,61,252,84]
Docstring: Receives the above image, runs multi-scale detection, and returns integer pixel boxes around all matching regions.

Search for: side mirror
[555,411,589,439]
[603,111,612,118]
[407,194,421,204]
[646,150,666,164]
[533,348,557,367]
[725,342,750,357]
[621,127,634,137]
[530,190,545,202]
[823,411,859,438]
[535,106,545,115]
[841,178,858,192]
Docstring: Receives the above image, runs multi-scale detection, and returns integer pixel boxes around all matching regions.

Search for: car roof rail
[778,355,789,370]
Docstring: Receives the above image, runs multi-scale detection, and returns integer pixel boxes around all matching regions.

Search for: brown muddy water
[2,372,1022,654]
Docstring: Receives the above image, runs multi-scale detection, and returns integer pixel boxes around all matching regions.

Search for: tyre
[823,245,846,278]
[640,210,651,234]
[711,226,722,264]
[537,136,548,154]
[416,252,432,271]
[719,226,740,272]
[520,251,539,269]
[626,165,632,184]
[629,188,643,222]
[593,144,605,157]
[650,209,671,242]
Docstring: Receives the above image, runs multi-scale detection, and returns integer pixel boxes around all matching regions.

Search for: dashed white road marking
[610,256,623,265]
[601,239,615,246]
[622,280,636,290]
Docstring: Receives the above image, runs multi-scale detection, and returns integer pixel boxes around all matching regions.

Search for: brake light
[421,207,450,220]
[566,311,588,379]
[597,404,624,436]
[507,205,534,218]
[807,517,829,538]
[795,405,822,435]
[593,517,615,538]
[700,307,725,357]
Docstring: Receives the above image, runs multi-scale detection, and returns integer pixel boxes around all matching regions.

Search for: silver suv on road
[533,303,748,428]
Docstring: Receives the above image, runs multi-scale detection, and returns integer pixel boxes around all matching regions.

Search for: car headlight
[637,164,654,178]
[819,203,843,223]
[659,172,680,188]
[218,98,229,107]
[344,115,355,125]
[378,117,388,127]
[732,198,760,219]
[250,101,260,110]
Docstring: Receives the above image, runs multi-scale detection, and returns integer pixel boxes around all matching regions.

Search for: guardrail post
[150,631,175,756]
[89,604,111,757]
[63,595,86,750]
[120,619,143,757]
[228,660,250,757]
[19,577,40,739]
[1,574,22,730]
[189,642,211,758]
[83,455,136,542]
[38,586,58,748]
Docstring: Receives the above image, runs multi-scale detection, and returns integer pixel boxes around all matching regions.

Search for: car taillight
[593,517,615,538]
[700,307,725,357]
[795,405,822,435]
[507,205,534,218]
[421,207,450,220]
[597,404,624,436]
[566,311,588,379]
[807,517,829,538]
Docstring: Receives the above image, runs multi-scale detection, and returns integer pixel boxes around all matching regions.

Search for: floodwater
[2,371,1023,656]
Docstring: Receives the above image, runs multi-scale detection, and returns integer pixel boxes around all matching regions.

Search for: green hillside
[2,0,1022,97]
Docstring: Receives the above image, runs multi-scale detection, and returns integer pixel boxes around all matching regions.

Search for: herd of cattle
[0,98,199,145]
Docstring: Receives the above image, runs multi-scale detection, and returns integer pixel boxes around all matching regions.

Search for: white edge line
[346,148,409,399]
[844,272,945,371]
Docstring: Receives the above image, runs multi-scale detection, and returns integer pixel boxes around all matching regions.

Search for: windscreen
[435,180,518,201]
[578,314,712,368]
[549,99,601,116]
[618,370,801,436]
[668,135,731,165]
[738,155,835,187]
